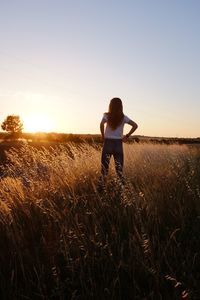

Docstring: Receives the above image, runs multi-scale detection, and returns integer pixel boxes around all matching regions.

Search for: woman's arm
[126,120,138,137]
[100,121,105,141]
[123,120,138,141]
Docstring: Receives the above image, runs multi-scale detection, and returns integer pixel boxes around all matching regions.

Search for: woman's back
[102,113,131,139]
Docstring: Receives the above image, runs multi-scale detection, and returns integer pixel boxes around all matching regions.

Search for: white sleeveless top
[101,113,131,139]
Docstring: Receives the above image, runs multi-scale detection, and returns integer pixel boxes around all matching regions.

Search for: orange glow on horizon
[23,113,55,133]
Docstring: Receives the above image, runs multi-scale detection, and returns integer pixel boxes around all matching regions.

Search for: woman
[100,97,138,185]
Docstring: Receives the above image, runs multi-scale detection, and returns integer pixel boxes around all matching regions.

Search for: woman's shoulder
[101,112,108,122]
[123,114,131,123]
[103,112,108,118]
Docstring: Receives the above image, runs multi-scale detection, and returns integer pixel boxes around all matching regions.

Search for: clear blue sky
[0,0,200,137]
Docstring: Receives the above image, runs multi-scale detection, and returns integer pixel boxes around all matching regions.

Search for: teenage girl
[100,97,138,184]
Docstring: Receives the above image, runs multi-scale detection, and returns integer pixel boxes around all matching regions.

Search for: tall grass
[0,142,200,299]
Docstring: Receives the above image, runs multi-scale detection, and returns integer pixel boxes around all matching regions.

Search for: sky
[0,0,200,137]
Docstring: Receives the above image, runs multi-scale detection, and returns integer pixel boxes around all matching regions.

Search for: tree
[1,115,23,137]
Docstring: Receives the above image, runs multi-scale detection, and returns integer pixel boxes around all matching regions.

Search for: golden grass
[0,142,200,299]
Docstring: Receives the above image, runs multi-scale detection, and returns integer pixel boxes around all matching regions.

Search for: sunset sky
[0,0,200,137]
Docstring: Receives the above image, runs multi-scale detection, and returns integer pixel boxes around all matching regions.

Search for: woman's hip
[103,138,123,154]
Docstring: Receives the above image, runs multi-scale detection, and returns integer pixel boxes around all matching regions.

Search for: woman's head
[107,97,124,130]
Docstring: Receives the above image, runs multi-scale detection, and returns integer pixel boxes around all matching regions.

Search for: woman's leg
[101,139,112,177]
[101,150,111,178]
[97,152,111,192]
[113,140,124,184]
[97,151,111,192]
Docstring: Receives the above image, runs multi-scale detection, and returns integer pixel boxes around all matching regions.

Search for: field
[0,142,200,299]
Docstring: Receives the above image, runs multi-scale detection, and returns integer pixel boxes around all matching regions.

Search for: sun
[24,113,55,133]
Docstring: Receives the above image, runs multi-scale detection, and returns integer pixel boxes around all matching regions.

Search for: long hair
[107,98,124,130]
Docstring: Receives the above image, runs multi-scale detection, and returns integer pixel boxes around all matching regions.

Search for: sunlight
[24,113,55,133]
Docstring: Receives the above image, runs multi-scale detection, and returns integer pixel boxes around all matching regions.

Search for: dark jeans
[101,138,124,182]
